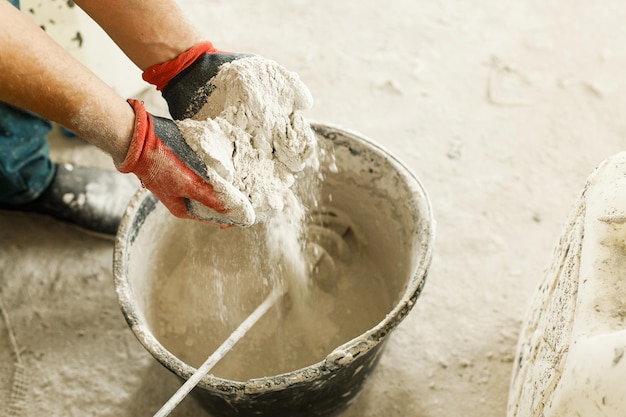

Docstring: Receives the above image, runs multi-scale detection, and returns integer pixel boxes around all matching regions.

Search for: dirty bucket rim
[113,122,434,393]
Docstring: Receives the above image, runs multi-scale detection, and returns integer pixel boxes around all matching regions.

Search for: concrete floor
[3,1,626,416]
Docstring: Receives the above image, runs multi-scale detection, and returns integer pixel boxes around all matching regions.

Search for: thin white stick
[153,286,285,417]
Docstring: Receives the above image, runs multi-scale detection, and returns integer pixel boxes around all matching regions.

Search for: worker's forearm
[0,2,134,164]
[74,0,203,70]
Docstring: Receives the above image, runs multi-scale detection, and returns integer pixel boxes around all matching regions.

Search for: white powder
[175,56,320,294]
[175,56,318,226]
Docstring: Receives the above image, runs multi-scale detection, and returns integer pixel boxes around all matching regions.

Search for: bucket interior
[117,124,432,388]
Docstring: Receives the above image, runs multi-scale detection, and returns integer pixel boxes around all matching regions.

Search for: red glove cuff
[116,99,150,174]
[142,41,219,91]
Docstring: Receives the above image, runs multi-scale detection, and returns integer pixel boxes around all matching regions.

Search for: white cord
[153,286,284,417]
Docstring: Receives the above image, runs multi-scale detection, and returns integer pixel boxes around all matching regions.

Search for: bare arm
[0,1,134,164]
[73,0,203,70]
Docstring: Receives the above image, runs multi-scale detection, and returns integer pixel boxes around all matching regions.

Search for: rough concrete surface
[2,0,626,416]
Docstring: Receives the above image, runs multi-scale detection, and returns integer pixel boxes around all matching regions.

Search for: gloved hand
[116,99,255,226]
[142,41,248,120]
[142,41,316,172]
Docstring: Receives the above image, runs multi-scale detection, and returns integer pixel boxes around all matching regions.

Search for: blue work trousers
[1,0,56,204]
[0,103,55,204]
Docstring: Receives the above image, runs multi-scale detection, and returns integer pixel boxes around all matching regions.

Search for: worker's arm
[73,0,243,120]
[0,2,253,225]
[0,1,134,164]
[73,0,309,125]
[73,0,203,70]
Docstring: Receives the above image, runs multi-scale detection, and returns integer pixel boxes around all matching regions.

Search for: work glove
[142,41,316,171]
[142,41,247,120]
[142,41,312,122]
[116,99,255,226]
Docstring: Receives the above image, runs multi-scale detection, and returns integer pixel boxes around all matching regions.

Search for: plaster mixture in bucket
[146,208,395,380]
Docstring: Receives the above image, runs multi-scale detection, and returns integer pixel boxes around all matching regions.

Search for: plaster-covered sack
[508,152,626,417]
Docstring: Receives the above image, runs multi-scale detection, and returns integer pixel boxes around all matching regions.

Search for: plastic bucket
[113,123,434,417]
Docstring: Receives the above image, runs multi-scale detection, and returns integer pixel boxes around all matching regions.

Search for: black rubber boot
[0,163,140,239]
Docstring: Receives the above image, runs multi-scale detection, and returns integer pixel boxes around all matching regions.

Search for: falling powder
[176,56,320,300]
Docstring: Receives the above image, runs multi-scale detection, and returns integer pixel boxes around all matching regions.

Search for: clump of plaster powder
[176,56,320,294]
[176,56,318,225]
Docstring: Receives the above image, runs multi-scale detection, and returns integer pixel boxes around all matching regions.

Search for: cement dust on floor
[4,0,626,416]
